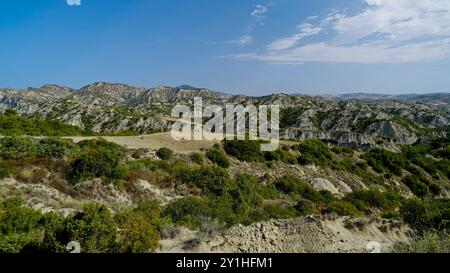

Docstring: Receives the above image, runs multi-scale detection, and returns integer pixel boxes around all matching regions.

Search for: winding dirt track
[66,133,299,154]
[66,132,220,154]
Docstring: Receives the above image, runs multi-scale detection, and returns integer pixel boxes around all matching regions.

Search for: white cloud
[241,0,450,64]
[251,5,268,19]
[228,35,253,46]
[66,0,81,6]
[267,23,322,51]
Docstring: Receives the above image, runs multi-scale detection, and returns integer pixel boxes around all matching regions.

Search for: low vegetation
[0,198,161,253]
[0,133,449,253]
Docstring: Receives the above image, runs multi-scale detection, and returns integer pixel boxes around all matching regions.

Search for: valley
[0,83,449,253]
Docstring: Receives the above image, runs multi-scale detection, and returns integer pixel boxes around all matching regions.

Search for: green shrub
[263,204,298,219]
[0,198,43,253]
[162,197,211,228]
[0,198,42,235]
[230,174,264,207]
[131,149,143,159]
[64,203,117,253]
[156,147,174,160]
[64,138,126,184]
[264,149,297,164]
[38,212,67,253]
[381,210,400,219]
[206,147,230,168]
[0,161,13,179]
[36,138,76,158]
[297,139,332,166]
[345,190,403,210]
[77,138,125,158]
[66,150,125,184]
[223,140,264,162]
[295,199,319,215]
[116,210,159,253]
[325,200,362,216]
[190,153,204,165]
[274,176,318,200]
[403,175,429,198]
[0,231,42,253]
[177,165,231,196]
[3,109,17,116]
[362,149,407,177]
[400,199,450,232]
[0,112,83,136]
[429,183,442,196]
[0,136,37,160]
[394,230,450,253]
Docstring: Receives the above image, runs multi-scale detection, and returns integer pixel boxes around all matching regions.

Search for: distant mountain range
[315,93,450,104]
[1,82,449,151]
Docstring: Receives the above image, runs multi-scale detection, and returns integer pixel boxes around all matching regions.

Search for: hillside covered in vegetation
[0,134,449,253]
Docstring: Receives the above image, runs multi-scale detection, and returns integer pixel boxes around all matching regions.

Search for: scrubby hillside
[0,135,449,253]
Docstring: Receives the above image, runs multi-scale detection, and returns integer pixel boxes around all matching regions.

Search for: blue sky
[1,0,450,95]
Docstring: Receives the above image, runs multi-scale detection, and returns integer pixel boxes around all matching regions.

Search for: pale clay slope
[158,217,411,253]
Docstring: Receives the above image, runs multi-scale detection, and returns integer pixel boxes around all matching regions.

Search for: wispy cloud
[251,4,268,19]
[212,35,254,47]
[267,23,322,51]
[66,0,81,6]
[228,35,253,46]
[239,0,450,64]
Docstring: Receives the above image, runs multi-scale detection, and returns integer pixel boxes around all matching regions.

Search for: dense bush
[36,138,77,158]
[264,149,297,164]
[0,161,13,179]
[295,199,319,215]
[344,190,404,211]
[0,137,37,160]
[131,149,143,159]
[114,203,161,253]
[0,198,164,253]
[65,139,126,184]
[0,111,83,136]
[77,139,125,158]
[362,149,407,177]
[0,198,53,253]
[156,147,174,160]
[162,197,210,228]
[263,204,298,220]
[403,175,429,197]
[164,173,281,227]
[230,174,264,207]
[223,140,264,162]
[403,144,450,179]
[325,200,362,216]
[274,175,317,199]
[296,139,332,166]
[400,199,450,232]
[190,153,204,165]
[66,150,125,184]
[176,165,231,196]
[206,146,230,168]
[63,203,118,253]
[394,230,450,253]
